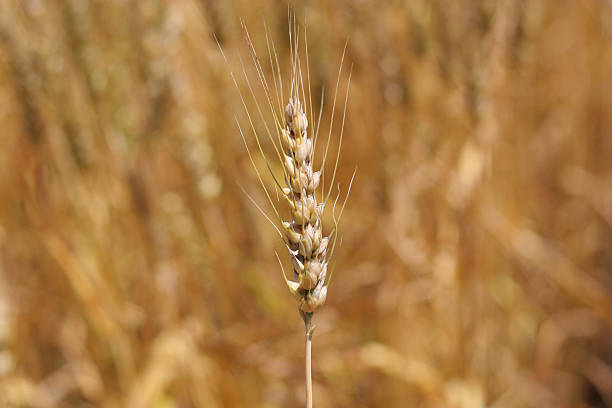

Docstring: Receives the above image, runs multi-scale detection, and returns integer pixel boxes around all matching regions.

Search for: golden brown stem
[302,311,314,408]
[305,328,313,408]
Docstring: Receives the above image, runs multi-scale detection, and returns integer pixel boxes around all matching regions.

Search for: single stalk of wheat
[218,16,353,407]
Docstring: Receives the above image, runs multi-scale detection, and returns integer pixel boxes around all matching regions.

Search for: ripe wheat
[218,15,353,407]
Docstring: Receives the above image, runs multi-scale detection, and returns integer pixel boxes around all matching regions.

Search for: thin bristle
[320,42,348,200]
[235,118,283,224]
[325,65,353,205]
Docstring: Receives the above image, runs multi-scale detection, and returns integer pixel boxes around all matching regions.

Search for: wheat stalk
[218,14,354,407]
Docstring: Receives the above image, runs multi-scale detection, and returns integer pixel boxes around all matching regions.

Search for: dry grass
[1,1,612,407]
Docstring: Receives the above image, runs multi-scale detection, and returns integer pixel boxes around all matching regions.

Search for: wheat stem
[303,312,314,408]
[305,332,312,408]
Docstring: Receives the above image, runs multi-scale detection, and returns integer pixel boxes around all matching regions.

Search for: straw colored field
[1,1,611,407]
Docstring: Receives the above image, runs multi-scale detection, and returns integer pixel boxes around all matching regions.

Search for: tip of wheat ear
[281,97,330,314]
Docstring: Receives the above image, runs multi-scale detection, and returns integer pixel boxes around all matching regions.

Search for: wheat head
[218,18,352,326]
[280,96,330,317]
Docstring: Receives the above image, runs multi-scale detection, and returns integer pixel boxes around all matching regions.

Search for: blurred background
[1,0,612,407]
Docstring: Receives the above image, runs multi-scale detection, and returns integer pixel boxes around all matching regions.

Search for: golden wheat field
[1,0,612,407]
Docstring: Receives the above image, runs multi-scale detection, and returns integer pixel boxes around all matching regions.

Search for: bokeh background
[1,0,612,407]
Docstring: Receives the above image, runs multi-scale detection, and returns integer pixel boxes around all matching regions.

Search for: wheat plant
[218,14,353,408]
